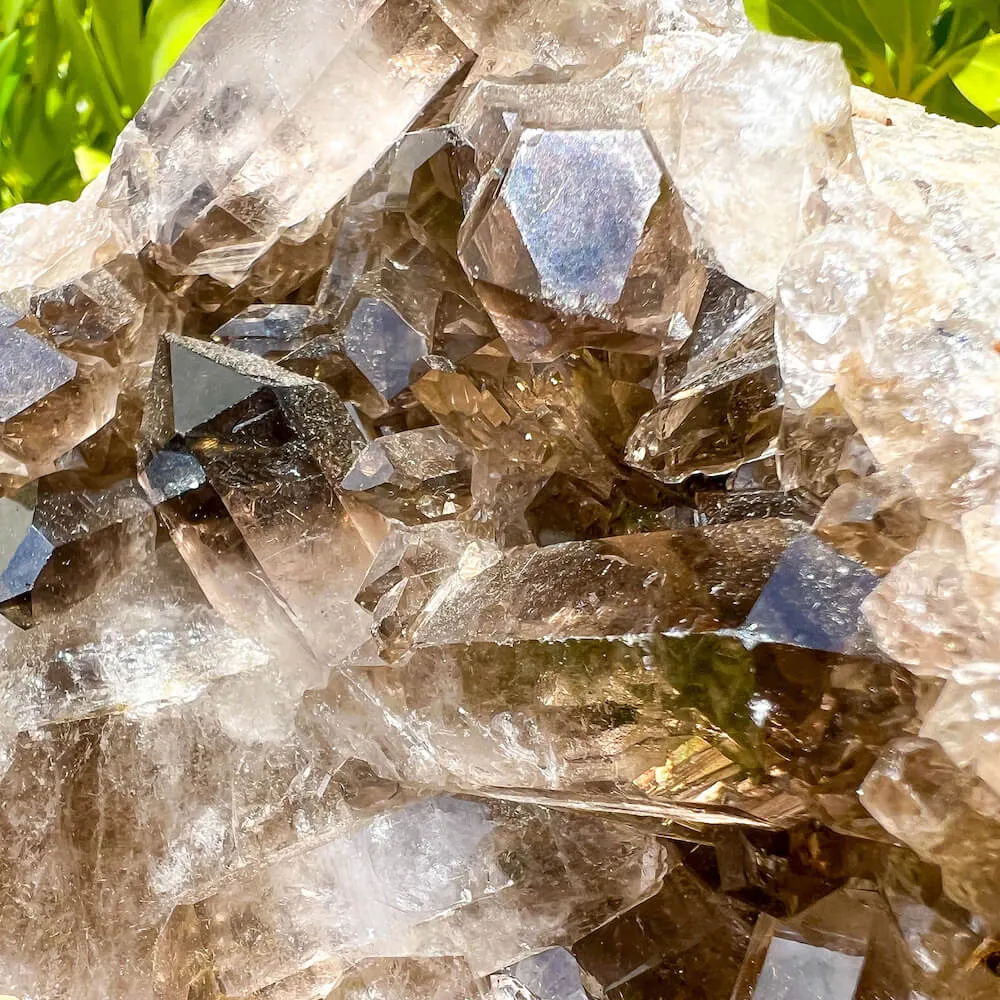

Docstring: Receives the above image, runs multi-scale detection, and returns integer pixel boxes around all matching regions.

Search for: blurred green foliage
[0,0,221,208]
[746,0,1000,124]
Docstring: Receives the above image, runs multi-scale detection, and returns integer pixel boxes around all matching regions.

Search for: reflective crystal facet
[0,475,154,626]
[731,887,879,1000]
[0,323,77,421]
[744,533,880,654]
[626,343,782,483]
[458,125,705,361]
[212,303,311,359]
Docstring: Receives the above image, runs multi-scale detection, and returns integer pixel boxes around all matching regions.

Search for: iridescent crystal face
[463,128,662,314]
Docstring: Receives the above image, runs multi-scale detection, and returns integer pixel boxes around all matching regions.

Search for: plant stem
[898,50,914,96]
[909,48,968,102]
[866,51,896,96]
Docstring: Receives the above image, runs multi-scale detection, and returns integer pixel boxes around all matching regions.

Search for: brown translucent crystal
[410,518,804,646]
[573,859,751,999]
[861,737,1000,929]
[459,125,705,361]
[0,474,155,627]
[1,0,999,996]
[178,796,668,996]
[626,344,782,483]
[141,335,371,658]
[103,0,472,286]
[325,959,485,1000]
[813,472,926,575]
[337,630,915,829]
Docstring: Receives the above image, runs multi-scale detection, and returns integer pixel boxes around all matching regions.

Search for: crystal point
[168,336,265,434]
[464,128,661,310]
[458,120,705,360]
[412,519,805,646]
[626,344,781,483]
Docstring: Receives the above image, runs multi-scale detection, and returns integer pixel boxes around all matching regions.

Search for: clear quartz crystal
[187,796,668,995]
[5,0,1000,996]
[102,0,472,284]
[492,949,597,1000]
[647,31,856,294]
[861,738,1000,928]
[0,323,77,421]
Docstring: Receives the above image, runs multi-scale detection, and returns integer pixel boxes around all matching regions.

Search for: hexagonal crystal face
[463,128,662,315]
[458,123,705,360]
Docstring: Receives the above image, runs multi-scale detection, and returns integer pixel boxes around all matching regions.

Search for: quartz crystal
[0,323,77,421]
[3,1,1000,997]
[458,125,705,361]
[861,738,1000,928]
[212,304,312,359]
[731,887,883,1000]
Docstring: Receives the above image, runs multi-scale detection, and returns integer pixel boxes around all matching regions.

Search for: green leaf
[13,101,68,187]
[0,71,21,130]
[921,70,996,123]
[73,143,110,182]
[949,32,1000,118]
[0,29,30,136]
[0,28,24,125]
[1,0,28,34]
[30,155,83,202]
[0,25,20,64]
[744,0,886,70]
[30,0,63,98]
[932,5,991,55]
[52,0,126,134]
[144,0,220,85]
[950,0,1000,32]
[858,0,939,67]
[90,0,144,112]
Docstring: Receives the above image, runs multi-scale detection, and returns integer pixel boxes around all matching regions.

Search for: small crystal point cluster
[2,1,1000,998]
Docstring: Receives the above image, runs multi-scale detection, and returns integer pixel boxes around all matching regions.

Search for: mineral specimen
[2,0,1000,997]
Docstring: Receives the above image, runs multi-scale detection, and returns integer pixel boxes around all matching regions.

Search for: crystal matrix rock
[5,0,1000,997]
